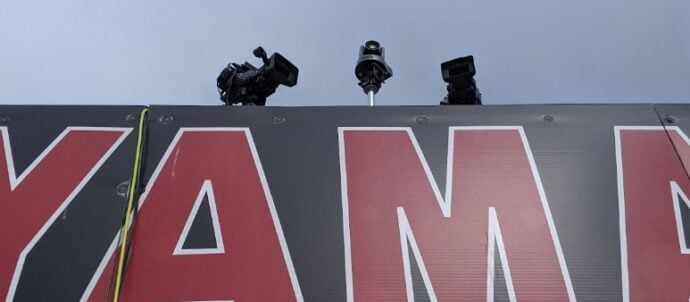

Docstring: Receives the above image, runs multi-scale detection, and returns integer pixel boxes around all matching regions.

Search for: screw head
[158,114,174,125]
[664,116,677,124]
[272,117,286,125]
[116,181,130,198]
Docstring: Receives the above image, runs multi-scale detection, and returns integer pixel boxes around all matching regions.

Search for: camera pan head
[355,44,392,81]
[354,40,393,96]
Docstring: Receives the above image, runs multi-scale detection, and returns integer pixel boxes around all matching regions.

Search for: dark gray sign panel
[4,104,690,301]
[111,105,688,302]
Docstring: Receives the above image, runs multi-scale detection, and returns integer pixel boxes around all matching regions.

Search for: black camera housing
[440,55,482,105]
[355,40,393,94]
[442,56,475,86]
[217,47,298,106]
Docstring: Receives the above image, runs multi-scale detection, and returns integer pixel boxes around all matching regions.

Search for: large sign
[1,104,689,301]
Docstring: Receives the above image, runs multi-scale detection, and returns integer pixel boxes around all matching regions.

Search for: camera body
[355,40,393,94]
[440,55,482,105]
[217,47,299,106]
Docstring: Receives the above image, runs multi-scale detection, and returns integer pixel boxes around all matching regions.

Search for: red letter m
[340,127,575,301]
[617,126,690,301]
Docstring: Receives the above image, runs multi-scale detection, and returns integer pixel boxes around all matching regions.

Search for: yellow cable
[112,108,149,302]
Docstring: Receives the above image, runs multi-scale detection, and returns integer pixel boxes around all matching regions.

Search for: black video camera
[355,40,393,95]
[217,47,298,106]
[440,56,481,105]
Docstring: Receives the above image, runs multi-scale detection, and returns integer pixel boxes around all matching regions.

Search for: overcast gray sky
[0,0,688,106]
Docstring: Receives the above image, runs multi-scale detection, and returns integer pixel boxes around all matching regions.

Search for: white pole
[368,91,375,107]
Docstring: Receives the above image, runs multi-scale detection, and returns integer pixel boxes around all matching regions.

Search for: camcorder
[217,47,298,106]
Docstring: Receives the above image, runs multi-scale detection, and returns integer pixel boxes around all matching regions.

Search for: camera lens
[365,40,380,51]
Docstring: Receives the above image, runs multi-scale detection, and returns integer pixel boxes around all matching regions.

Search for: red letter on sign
[340,127,574,301]
[0,127,131,300]
[617,126,690,301]
[83,128,302,302]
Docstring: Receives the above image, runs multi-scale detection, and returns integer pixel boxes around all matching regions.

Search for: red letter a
[83,128,302,302]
